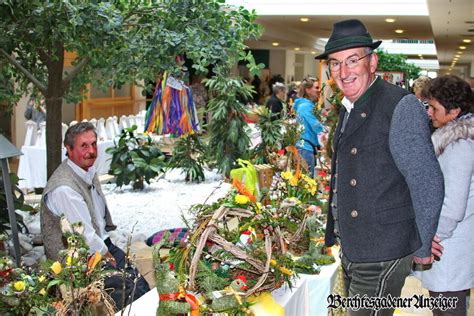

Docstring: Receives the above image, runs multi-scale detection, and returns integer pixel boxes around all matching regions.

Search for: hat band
[325,36,374,52]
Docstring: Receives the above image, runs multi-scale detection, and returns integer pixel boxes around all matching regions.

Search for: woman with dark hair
[294,77,324,176]
[416,75,474,315]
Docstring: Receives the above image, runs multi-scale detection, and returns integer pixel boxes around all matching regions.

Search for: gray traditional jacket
[40,160,116,260]
[325,77,444,263]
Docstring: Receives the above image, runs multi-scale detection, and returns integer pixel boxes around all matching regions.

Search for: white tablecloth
[117,260,340,316]
[17,140,114,191]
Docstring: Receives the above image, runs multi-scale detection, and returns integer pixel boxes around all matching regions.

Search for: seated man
[40,122,150,310]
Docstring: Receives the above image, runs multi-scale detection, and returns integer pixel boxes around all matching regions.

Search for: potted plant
[106,125,167,190]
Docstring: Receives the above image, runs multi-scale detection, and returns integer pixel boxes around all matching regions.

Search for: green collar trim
[354,76,381,106]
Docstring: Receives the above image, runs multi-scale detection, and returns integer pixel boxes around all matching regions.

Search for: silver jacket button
[351,210,358,218]
[350,179,357,186]
[361,112,367,118]
[351,147,358,155]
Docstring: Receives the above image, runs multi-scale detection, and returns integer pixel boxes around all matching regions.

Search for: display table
[17,140,114,191]
[117,259,340,316]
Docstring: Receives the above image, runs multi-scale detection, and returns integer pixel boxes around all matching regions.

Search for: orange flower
[232,178,256,203]
[87,252,102,274]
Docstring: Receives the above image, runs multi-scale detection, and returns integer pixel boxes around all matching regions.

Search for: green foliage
[281,120,302,149]
[106,125,166,190]
[314,80,343,160]
[376,50,421,81]
[0,171,33,236]
[169,133,208,183]
[206,72,253,176]
[0,0,262,176]
[0,230,109,316]
[251,106,284,164]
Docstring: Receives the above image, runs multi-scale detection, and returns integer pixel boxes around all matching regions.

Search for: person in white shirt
[40,122,149,310]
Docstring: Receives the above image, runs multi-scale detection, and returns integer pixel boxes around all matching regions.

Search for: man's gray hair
[64,122,97,148]
[365,47,374,55]
[272,82,286,94]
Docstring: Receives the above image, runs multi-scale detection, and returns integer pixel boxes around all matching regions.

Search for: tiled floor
[396,276,473,315]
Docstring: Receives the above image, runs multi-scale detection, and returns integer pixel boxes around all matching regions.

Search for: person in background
[412,76,431,109]
[412,76,436,133]
[316,19,444,315]
[24,96,46,127]
[40,122,150,310]
[294,77,323,176]
[416,75,474,316]
[251,75,261,104]
[286,81,300,115]
[190,74,209,131]
[266,82,287,120]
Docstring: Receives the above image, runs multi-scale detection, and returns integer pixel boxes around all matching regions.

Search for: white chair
[61,123,69,143]
[96,118,107,141]
[23,120,38,146]
[37,122,46,147]
[88,118,97,128]
[128,114,137,127]
[112,116,120,136]
[119,115,130,131]
[105,117,117,139]
[135,112,145,133]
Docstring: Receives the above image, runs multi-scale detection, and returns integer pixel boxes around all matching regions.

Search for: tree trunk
[45,44,65,179]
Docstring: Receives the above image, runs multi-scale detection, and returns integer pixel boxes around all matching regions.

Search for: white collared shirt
[45,160,109,255]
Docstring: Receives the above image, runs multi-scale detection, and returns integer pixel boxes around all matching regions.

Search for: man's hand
[413,235,444,265]
[431,235,443,259]
[413,255,434,265]
[104,251,117,268]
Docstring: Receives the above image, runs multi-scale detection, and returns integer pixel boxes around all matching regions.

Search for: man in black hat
[317,19,444,314]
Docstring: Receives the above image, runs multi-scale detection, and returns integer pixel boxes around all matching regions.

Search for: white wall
[295,54,305,81]
[303,54,319,80]
[269,50,286,78]
[284,50,295,84]
[13,95,29,148]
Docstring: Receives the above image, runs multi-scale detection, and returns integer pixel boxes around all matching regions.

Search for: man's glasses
[328,53,372,72]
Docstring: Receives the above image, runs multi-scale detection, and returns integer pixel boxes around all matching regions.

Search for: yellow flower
[235,194,250,204]
[279,266,294,276]
[39,288,47,296]
[255,202,262,214]
[51,261,62,274]
[269,259,294,276]
[302,175,317,187]
[288,197,301,204]
[281,171,292,180]
[38,275,46,283]
[66,256,73,266]
[13,280,25,292]
[289,176,298,186]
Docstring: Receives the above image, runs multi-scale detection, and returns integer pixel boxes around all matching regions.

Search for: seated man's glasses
[328,53,372,72]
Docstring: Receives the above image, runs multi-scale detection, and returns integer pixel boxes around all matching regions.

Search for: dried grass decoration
[156,156,333,314]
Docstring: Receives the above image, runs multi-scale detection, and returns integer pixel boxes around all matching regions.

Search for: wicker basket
[187,205,297,296]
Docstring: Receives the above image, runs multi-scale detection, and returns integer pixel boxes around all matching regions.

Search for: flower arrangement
[0,256,55,315]
[315,77,343,159]
[153,156,334,315]
[0,229,114,315]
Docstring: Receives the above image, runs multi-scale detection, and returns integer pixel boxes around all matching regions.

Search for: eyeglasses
[328,53,372,72]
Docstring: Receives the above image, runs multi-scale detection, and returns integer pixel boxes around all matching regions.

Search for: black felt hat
[315,19,382,59]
